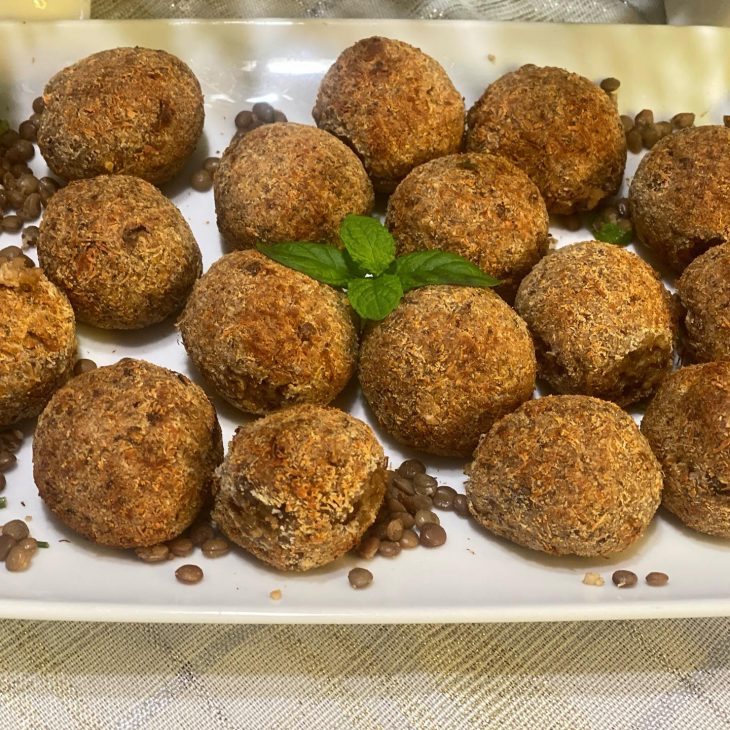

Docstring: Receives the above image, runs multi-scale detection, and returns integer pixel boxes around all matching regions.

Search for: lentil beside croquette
[466,64,626,214]
[386,153,551,302]
[515,241,675,406]
[358,285,536,457]
[179,250,359,415]
[38,175,202,329]
[630,125,730,272]
[466,395,663,557]
[214,123,373,249]
[312,36,465,192]
[37,47,204,184]
[0,259,76,427]
[641,362,730,539]
[33,359,223,548]
[212,405,387,572]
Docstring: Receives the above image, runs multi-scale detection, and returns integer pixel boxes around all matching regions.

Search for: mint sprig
[257,214,500,321]
[591,219,632,246]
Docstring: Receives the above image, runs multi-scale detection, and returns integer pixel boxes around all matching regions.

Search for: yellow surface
[0,0,89,20]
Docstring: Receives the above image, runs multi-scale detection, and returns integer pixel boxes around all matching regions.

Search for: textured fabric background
[3,3,729,730]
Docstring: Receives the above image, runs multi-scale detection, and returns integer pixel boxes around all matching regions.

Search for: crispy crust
[358,285,536,457]
[37,47,204,184]
[312,36,465,192]
[677,244,730,363]
[514,241,675,406]
[212,404,387,571]
[38,175,202,329]
[178,250,359,415]
[33,358,223,548]
[630,126,730,273]
[466,65,626,214]
[0,262,76,426]
[214,123,373,249]
[385,152,550,302]
[467,395,663,556]
[641,362,730,538]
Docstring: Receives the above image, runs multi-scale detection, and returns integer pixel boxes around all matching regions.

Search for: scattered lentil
[167,536,194,557]
[3,519,29,541]
[620,114,634,133]
[414,509,440,529]
[134,544,170,563]
[190,169,213,192]
[16,537,37,555]
[600,77,620,93]
[188,522,215,547]
[203,156,220,174]
[32,96,45,114]
[724,115,730,128]
[0,534,15,560]
[671,112,695,129]
[0,452,17,472]
[386,518,404,542]
[645,571,669,587]
[175,564,204,584]
[634,109,654,127]
[453,494,469,517]
[5,544,31,571]
[626,128,643,154]
[234,110,256,131]
[419,522,447,548]
[21,225,39,248]
[612,569,638,588]
[433,485,456,510]
[348,567,373,589]
[201,537,230,558]
[252,101,275,124]
[357,535,380,559]
[399,529,419,549]
[72,359,97,376]
[397,459,426,478]
[378,540,401,558]
[0,474,5,493]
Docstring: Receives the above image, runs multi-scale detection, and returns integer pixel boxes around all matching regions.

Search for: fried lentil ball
[0,261,76,426]
[466,395,663,557]
[641,362,730,538]
[38,175,202,329]
[214,123,373,249]
[629,126,730,273]
[37,47,204,185]
[466,64,626,214]
[33,358,223,548]
[312,36,465,192]
[385,152,550,302]
[677,244,730,363]
[178,250,358,415]
[358,285,536,457]
[212,404,387,571]
[514,241,675,406]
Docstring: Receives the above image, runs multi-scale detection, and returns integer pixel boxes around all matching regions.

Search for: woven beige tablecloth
[3,2,730,729]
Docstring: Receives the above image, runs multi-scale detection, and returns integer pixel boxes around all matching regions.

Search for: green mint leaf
[591,220,632,246]
[0,496,6,509]
[256,242,356,286]
[347,274,403,321]
[394,251,500,291]
[37,541,49,548]
[339,214,396,275]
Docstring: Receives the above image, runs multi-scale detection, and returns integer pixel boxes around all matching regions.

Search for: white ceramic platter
[1,18,729,624]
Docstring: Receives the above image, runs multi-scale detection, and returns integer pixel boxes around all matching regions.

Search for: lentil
[600,77,620,93]
[399,529,419,549]
[2,215,22,233]
[167,536,194,557]
[387,497,406,514]
[0,245,21,260]
[273,110,288,123]
[3,519,29,541]
[671,112,695,129]
[634,109,654,127]
[562,213,582,231]
[16,537,37,554]
[5,544,31,571]
[612,569,638,588]
[626,128,643,154]
[347,567,373,589]
[0,534,15,560]
[413,473,437,495]
[392,475,415,495]
[393,511,415,530]
[645,571,669,587]
[641,125,660,149]
[402,493,433,514]
[356,535,380,559]
[378,540,401,558]
[620,115,634,133]
[21,225,39,248]
[202,156,220,174]
[453,494,469,517]
[414,509,440,529]
[252,101,275,124]
[234,110,256,131]
[188,522,214,546]
[134,544,170,563]
[175,563,204,584]
[201,537,230,558]
[724,116,730,128]
[73,359,97,376]
[397,459,426,478]
[386,517,404,542]
[433,485,456,510]
[21,193,42,221]
[0,474,5,493]
[190,169,213,192]
[32,96,45,114]
[419,522,447,548]
[0,452,17,472]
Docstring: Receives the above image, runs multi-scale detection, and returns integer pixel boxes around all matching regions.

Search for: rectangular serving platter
[1,18,729,623]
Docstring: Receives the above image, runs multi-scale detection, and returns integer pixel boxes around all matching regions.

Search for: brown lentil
[32,96,45,114]
[645,571,669,587]
[167,536,194,557]
[16,537,37,555]
[413,473,437,495]
[347,566,373,589]
[134,544,170,563]
[3,519,29,541]
[401,493,433,514]
[0,245,21,260]
[252,101,275,124]
[38,177,60,204]
[393,511,415,530]
[372,522,389,540]
[671,112,695,129]
[0,452,17,472]
[612,569,638,588]
[387,497,406,514]
[0,474,5,493]
[433,485,457,510]
[202,156,220,174]
[399,529,419,549]
[397,459,426,478]
[21,193,42,221]
[5,544,31,572]
[234,110,255,131]
[561,213,583,232]
[392,475,415,495]
[453,494,469,517]
[190,169,213,192]
[414,509,440,529]
[201,537,230,558]
[175,563,204,584]
[386,518,404,542]
[635,109,654,127]
[21,225,39,248]
[419,522,447,548]
[273,110,288,123]
[378,540,401,558]
[356,535,380,560]
[0,429,23,452]
[188,522,214,546]
[626,128,643,154]
[641,125,660,149]
[72,358,97,376]
[2,215,22,233]
[724,116,730,128]
[655,121,672,139]
[620,115,634,133]
[0,534,15,560]
[600,77,620,93]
